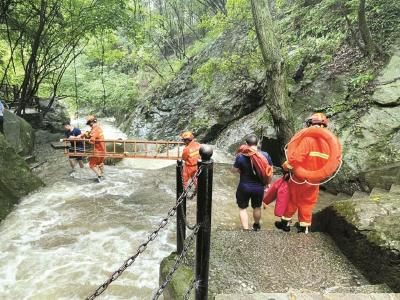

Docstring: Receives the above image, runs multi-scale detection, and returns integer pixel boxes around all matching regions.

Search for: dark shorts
[68,148,83,161]
[236,183,264,209]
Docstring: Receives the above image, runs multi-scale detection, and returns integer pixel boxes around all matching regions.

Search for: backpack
[237,145,273,185]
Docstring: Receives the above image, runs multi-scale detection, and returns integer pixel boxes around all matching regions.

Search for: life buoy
[286,127,342,183]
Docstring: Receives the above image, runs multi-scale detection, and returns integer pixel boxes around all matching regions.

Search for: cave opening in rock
[261,136,283,167]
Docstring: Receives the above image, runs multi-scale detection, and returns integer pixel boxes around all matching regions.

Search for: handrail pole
[195,145,214,300]
[176,160,185,254]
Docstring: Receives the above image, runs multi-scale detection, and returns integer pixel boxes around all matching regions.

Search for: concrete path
[209,230,391,297]
[216,292,400,300]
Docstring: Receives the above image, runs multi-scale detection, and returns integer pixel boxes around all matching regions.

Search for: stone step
[209,230,370,296]
[390,184,400,195]
[352,191,370,199]
[23,155,35,164]
[215,292,400,300]
[325,283,392,293]
[370,187,390,197]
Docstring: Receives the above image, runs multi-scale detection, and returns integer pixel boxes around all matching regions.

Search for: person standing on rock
[82,115,105,183]
[0,99,5,134]
[181,131,201,188]
[275,113,335,234]
[63,121,85,172]
[232,134,273,231]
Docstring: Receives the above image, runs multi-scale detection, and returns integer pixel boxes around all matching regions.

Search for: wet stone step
[390,185,400,195]
[215,292,400,300]
[209,230,375,296]
[370,187,390,197]
[352,191,370,199]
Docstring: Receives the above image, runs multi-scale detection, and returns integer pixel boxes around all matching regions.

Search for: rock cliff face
[320,42,400,193]
[0,134,43,220]
[122,32,400,194]
[121,27,265,143]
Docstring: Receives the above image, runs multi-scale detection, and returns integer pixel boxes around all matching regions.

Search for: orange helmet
[180,131,194,140]
[85,115,97,125]
[306,113,328,127]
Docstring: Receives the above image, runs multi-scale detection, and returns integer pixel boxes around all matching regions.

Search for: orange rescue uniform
[88,124,105,168]
[181,140,201,187]
[283,135,330,226]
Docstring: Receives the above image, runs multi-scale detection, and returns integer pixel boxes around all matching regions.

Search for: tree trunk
[358,0,381,56]
[16,0,47,116]
[250,0,294,161]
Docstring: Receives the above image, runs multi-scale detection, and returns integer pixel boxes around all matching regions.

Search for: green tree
[250,0,294,159]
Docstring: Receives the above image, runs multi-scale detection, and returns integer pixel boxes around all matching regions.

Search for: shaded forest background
[0,0,399,124]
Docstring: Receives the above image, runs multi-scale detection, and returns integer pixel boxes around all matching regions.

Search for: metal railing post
[176,159,186,254]
[195,145,213,300]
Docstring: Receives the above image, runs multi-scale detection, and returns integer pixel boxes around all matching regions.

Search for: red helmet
[306,113,328,127]
[180,131,194,140]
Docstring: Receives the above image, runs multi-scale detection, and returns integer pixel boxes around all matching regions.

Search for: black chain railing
[152,225,200,299]
[85,166,202,300]
[183,278,198,300]
[85,145,214,300]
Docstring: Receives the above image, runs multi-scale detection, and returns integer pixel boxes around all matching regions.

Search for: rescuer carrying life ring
[275,112,342,234]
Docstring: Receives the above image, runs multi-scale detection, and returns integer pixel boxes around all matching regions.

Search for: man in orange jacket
[275,113,331,234]
[181,131,201,188]
[84,115,106,183]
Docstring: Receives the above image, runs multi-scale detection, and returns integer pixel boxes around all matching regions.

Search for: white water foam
[0,121,177,299]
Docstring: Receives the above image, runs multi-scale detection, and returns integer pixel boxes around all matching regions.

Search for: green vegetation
[1,0,399,120]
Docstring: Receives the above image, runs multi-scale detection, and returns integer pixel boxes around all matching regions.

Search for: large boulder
[0,134,43,220]
[314,188,400,292]
[373,42,400,106]
[3,110,35,155]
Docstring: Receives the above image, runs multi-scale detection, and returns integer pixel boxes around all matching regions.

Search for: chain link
[152,225,200,300]
[85,166,204,300]
[182,278,197,300]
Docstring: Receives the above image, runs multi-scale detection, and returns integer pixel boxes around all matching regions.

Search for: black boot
[275,219,290,232]
[252,222,261,231]
[296,224,310,234]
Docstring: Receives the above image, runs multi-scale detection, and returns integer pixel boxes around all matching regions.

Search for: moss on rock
[159,252,194,300]
[314,191,400,291]
[0,134,43,220]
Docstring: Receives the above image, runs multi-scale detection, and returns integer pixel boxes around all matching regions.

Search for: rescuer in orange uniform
[181,131,201,188]
[275,113,331,234]
[84,115,106,183]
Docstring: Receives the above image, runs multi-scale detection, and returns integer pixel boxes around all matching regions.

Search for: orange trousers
[183,165,198,188]
[282,179,319,226]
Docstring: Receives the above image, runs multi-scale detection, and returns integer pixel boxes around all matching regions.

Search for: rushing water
[0,119,179,299]
[0,118,341,299]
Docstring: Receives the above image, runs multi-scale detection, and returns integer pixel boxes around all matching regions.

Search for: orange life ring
[286,127,342,183]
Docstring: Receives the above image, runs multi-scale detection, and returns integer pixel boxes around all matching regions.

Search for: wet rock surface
[216,292,400,300]
[121,26,264,143]
[208,230,373,297]
[0,134,43,220]
[3,110,35,155]
[313,187,400,292]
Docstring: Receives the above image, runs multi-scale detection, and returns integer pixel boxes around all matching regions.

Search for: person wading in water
[80,115,105,183]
